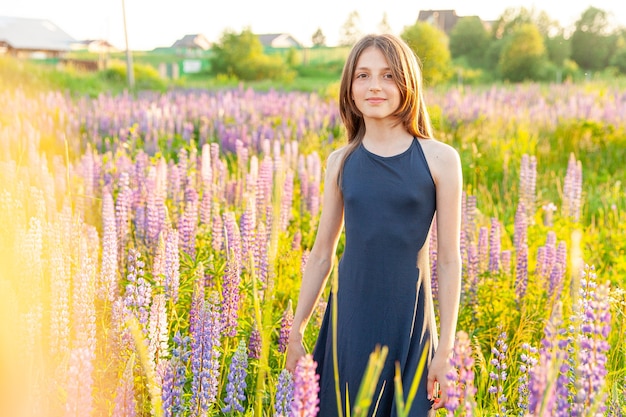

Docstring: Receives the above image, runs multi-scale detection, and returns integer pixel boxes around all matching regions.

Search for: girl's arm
[285,148,345,372]
[425,141,463,409]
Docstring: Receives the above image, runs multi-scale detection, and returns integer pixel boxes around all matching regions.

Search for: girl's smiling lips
[366,97,386,104]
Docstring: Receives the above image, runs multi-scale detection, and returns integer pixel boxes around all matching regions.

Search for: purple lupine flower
[112,354,136,417]
[146,179,166,248]
[49,225,70,358]
[124,249,152,333]
[100,190,118,302]
[291,354,320,417]
[222,339,249,413]
[429,216,438,300]
[466,244,479,308]
[115,172,133,268]
[248,324,262,360]
[514,203,527,251]
[562,153,583,222]
[548,263,564,301]
[162,332,190,417]
[278,300,294,354]
[164,227,180,303]
[488,217,501,274]
[223,211,242,270]
[148,293,169,368]
[65,347,94,416]
[190,291,222,416]
[446,330,477,416]
[517,342,538,416]
[500,250,511,275]
[555,326,574,417]
[275,368,294,417]
[211,213,224,252]
[488,330,508,417]
[519,154,537,221]
[222,255,242,338]
[256,155,273,218]
[153,231,166,288]
[572,265,611,415]
[515,244,528,302]
[255,222,270,287]
[178,183,198,258]
[280,169,294,231]
[528,313,559,416]
[477,226,489,274]
[240,200,256,268]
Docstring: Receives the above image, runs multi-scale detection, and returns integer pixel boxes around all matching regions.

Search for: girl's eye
[383,73,393,79]
[356,73,367,79]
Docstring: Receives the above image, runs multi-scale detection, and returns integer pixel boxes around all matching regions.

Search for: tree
[400,22,452,85]
[312,28,326,47]
[570,7,616,71]
[545,32,570,67]
[498,23,546,82]
[210,28,295,81]
[449,16,490,67]
[378,12,392,35]
[339,11,362,47]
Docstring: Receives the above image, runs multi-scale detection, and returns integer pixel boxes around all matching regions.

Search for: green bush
[100,60,167,92]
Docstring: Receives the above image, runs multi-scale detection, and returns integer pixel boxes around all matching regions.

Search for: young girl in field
[285,34,462,416]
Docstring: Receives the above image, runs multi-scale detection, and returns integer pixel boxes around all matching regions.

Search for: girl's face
[351,46,401,123]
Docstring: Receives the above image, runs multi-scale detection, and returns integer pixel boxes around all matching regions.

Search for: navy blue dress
[313,138,437,417]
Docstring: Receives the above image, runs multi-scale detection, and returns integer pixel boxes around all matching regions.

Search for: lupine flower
[488,218,501,274]
[222,339,249,413]
[446,330,477,416]
[291,354,319,417]
[162,332,190,417]
[222,255,242,338]
[280,169,294,231]
[65,347,94,416]
[190,291,222,415]
[562,153,583,222]
[148,293,169,368]
[429,216,438,299]
[528,312,559,416]
[240,199,256,267]
[519,154,537,221]
[124,249,152,333]
[212,213,224,252]
[572,265,611,415]
[488,330,508,416]
[49,225,70,358]
[275,368,294,417]
[248,324,262,360]
[555,326,574,417]
[278,300,294,354]
[477,226,489,274]
[515,244,528,302]
[517,343,538,416]
[500,250,511,275]
[514,203,527,251]
[112,355,136,417]
[178,183,198,258]
[164,227,180,303]
[100,190,118,302]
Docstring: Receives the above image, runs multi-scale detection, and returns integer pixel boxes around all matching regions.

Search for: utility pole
[121,0,135,89]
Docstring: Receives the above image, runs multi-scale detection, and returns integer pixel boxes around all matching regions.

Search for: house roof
[0,16,76,51]
[171,34,211,50]
[257,33,302,48]
[417,9,460,34]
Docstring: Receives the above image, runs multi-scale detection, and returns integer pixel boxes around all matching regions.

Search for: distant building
[417,9,493,35]
[417,10,460,34]
[257,33,302,49]
[71,39,119,54]
[0,16,76,58]
[171,34,211,51]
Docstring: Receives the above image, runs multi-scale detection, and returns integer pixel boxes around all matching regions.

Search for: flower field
[0,82,625,416]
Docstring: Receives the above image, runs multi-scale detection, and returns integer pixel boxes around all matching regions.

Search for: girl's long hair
[336,34,433,187]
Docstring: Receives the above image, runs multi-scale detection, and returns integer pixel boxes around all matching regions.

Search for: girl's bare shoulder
[418,138,461,183]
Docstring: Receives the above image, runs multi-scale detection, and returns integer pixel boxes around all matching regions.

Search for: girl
[286,34,462,416]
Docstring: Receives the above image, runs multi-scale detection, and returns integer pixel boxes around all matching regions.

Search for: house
[171,34,211,51]
[257,33,302,49]
[0,16,76,58]
[417,10,460,34]
[71,39,119,54]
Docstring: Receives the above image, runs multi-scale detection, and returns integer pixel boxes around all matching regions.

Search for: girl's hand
[285,336,307,373]
[427,348,452,410]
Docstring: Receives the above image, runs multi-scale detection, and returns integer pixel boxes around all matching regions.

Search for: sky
[2,0,625,51]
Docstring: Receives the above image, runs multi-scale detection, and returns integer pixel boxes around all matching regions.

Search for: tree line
[209,6,626,85]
